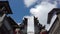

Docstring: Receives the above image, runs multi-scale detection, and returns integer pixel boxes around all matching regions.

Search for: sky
[7,0,60,30]
[8,0,31,23]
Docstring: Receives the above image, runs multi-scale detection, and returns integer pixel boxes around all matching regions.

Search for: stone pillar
[27,16,35,34]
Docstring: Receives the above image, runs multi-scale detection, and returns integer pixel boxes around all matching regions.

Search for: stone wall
[49,13,60,34]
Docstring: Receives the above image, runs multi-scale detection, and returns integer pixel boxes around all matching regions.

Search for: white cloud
[24,0,37,7]
[23,0,58,31]
[30,1,57,30]
[17,23,22,25]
